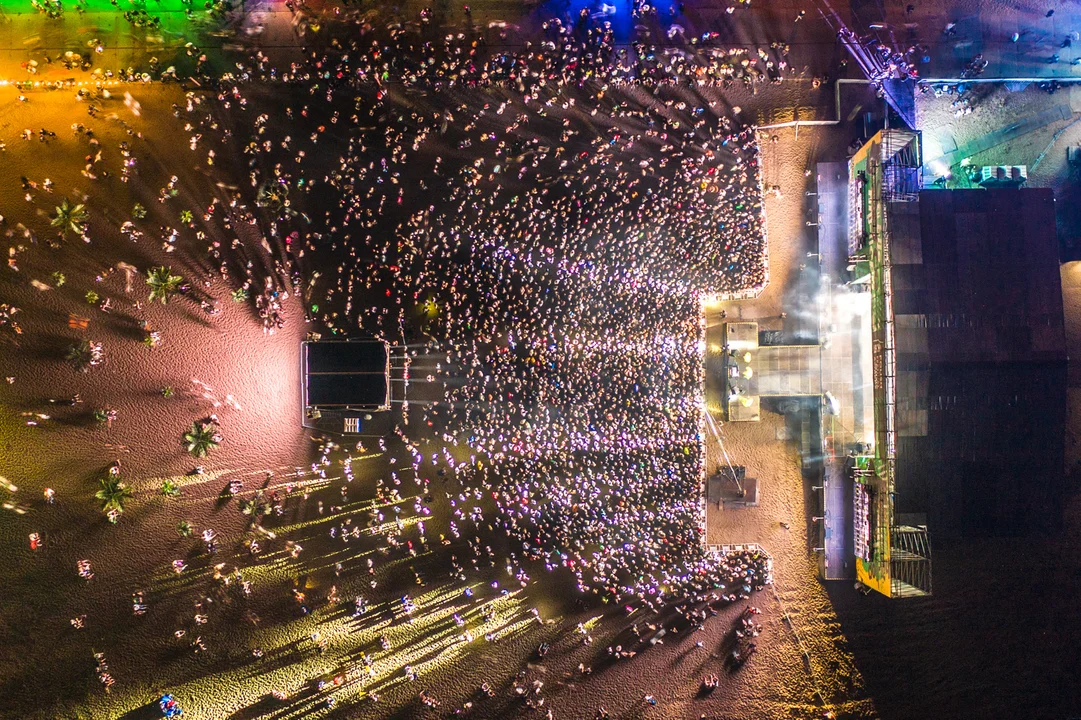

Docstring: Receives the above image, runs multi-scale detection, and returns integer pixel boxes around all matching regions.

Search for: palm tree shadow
[100,311,150,343]
[224,694,281,720]
[52,410,101,428]
[116,700,163,720]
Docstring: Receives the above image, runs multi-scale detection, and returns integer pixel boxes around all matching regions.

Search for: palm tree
[66,341,91,368]
[239,491,271,520]
[51,198,89,237]
[146,266,183,304]
[95,476,132,516]
[161,479,182,497]
[184,420,221,457]
[256,181,297,218]
[176,520,194,537]
[66,340,104,370]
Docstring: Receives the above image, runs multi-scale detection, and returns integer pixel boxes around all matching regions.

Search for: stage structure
[845,130,1068,598]
[721,322,821,422]
[301,339,393,435]
[848,129,929,598]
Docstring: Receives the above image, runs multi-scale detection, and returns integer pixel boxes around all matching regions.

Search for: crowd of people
[3,0,788,714]
[149,1,776,703]
[279,0,792,91]
[181,0,774,611]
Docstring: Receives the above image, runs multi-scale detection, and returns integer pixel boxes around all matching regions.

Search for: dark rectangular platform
[303,340,391,410]
[707,469,759,508]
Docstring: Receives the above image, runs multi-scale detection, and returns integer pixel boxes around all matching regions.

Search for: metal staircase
[890,520,933,597]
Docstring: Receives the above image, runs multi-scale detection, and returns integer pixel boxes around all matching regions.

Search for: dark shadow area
[1056,178,1081,261]
[118,700,167,720]
[827,529,1081,720]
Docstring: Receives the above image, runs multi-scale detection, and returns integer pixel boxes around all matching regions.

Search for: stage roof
[888,188,1067,537]
[893,188,1066,364]
[303,340,390,410]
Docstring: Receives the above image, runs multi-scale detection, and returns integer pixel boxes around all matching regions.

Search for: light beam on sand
[116,583,535,718]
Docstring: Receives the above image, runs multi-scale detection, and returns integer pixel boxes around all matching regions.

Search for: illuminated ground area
[0,0,192,11]
[0,0,279,82]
